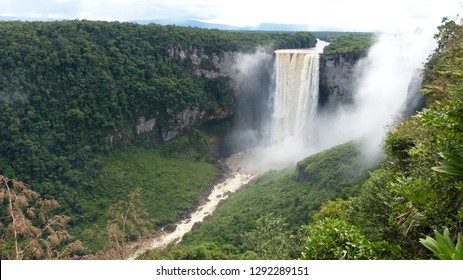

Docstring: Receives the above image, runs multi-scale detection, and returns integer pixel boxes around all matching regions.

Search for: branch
[4,179,20,260]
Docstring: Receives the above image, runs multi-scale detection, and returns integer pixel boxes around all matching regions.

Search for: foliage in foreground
[300,218,392,260]
[243,214,299,260]
[138,242,242,260]
[420,228,463,260]
[0,176,85,259]
[82,188,154,260]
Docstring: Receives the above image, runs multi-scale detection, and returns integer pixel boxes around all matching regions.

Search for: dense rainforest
[0,20,317,256]
[2,18,461,260]
[313,31,375,55]
[140,20,463,260]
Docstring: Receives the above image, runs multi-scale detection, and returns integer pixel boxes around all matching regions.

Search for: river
[125,153,255,259]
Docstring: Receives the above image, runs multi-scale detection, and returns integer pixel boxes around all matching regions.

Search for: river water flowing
[125,154,255,260]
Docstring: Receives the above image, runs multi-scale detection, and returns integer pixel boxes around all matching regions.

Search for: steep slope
[347,19,463,258]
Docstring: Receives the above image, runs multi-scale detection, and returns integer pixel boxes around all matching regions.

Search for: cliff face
[132,48,240,143]
[134,48,276,143]
[161,105,230,142]
[319,53,361,110]
[168,47,238,80]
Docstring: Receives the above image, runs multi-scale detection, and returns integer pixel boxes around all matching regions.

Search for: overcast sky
[0,0,461,32]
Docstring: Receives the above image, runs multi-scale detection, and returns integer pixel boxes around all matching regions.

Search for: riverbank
[80,152,255,259]
[126,173,254,259]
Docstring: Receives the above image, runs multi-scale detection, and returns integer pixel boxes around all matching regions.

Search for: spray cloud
[228,32,436,173]
[223,49,274,154]
[314,29,436,160]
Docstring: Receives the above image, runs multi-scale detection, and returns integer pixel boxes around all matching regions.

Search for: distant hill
[132,19,241,30]
[134,19,344,32]
[0,16,343,31]
[0,16,63,22]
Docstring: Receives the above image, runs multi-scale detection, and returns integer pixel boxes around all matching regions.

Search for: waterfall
[239,43,326,172]
[270,50,320,145]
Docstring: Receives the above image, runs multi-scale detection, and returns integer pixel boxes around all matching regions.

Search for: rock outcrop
[168,47,238,80]
[136,117,156,135]
[319,53,361,110]
[129,48,241,143]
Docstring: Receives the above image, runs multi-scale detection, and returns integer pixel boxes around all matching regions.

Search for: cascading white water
[271,50,320,144]
[241,47,324,172]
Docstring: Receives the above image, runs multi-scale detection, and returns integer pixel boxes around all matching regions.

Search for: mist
[222,49,274,154]
[313,29,436,159]
[228,30,437,173]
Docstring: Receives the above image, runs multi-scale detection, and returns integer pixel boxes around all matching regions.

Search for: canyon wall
[319,53,362,110]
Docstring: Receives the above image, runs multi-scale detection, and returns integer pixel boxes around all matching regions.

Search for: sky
[0,0,461,32]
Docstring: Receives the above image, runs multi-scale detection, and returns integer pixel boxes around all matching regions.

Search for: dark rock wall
[319,53,362,111]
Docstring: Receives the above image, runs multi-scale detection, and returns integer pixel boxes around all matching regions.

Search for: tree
[103,188,153,259]
[300,218,390,260]
[243,214,298,260]
[0,175,85,259]
[311,198,351,222]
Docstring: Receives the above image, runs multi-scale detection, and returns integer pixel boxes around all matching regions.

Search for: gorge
[126,44,328,259]
[131,28,431,257]
[162,27,451,261]
[2,20,459,261]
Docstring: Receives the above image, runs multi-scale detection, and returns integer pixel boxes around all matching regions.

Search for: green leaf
[420,228,463,260]
[432,152,463,176]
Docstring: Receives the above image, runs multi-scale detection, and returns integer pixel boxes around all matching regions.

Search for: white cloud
[0,0,461,31]
[207,0,461,32]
